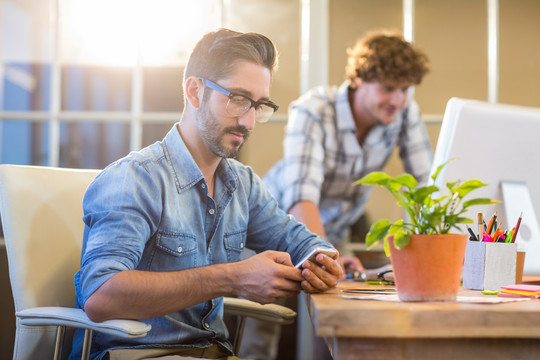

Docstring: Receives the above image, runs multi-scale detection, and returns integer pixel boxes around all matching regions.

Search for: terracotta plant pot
[388,234,468,302]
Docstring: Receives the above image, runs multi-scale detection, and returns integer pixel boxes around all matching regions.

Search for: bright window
[0,0,222,168]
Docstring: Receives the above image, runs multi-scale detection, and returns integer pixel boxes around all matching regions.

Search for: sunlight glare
[61,0,221,66]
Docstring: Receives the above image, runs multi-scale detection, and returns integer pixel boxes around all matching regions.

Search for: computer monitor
[430,97,540,275]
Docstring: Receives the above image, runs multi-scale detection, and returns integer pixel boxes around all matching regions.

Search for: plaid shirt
[263,81,433,244]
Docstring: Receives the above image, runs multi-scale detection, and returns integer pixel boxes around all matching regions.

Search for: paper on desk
[340,293,531,304]
[341,287,397,295]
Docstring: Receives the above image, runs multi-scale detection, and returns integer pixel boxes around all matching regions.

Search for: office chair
[0,164,296,360]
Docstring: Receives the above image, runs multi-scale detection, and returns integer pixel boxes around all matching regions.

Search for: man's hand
[340,255,365,279]
[297,251,342,293]
[232,251,304,304]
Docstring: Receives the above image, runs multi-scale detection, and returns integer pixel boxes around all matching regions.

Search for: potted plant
[355,160,500,301]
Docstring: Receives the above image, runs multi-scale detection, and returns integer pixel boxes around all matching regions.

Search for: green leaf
[411,185,439,204]
[393,231,410,249]
[425,212,444,230]
[365,219,391,249]
[394,174,418,189]
[446,180,460,192]
[387,220,405,234]
[383,237,391,257]
[386,179,403,192]
[462,198,501,208]
[354,172,392,186]
[454,179,488,197]
[430,159,454,183]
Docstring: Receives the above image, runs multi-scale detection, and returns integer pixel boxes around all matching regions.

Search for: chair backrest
[0,165,100,359]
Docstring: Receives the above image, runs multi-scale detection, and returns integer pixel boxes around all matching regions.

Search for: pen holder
[462,241,517,290]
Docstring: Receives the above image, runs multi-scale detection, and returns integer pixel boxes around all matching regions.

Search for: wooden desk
[308,282,540,360]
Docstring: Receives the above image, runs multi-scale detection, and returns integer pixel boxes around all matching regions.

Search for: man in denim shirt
[70,29,341,360]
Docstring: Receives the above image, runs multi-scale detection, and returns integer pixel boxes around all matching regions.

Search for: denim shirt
[70,124,330,360]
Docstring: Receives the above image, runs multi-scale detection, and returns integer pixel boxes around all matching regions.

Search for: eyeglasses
[376,270,395,285]
[198,77,279,123]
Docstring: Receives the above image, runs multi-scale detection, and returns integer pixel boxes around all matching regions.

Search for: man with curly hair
[251,30,432,360]
[264,30,433,275]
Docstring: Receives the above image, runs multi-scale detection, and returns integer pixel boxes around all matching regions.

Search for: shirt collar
[335,80,357,132]
[162,124,239,194]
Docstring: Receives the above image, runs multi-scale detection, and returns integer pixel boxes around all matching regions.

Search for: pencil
[486,212,497,235]
[506,228,515,244]
[511,212,523,243]
[492,228,503,242]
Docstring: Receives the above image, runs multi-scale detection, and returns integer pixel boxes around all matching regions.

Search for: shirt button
[208,209,215,215]
[201,184,206,189]
[204,322,210,329]
[240,243,244,248]
[177,246,183,253]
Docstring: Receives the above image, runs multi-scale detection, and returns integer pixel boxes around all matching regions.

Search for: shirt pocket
[224,229,247,263]
[154,231,198,270]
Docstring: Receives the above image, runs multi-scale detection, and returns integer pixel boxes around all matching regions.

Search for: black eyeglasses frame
[197,77,278,123]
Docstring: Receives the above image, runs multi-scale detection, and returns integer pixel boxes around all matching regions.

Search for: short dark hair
[184,28,279,87]
[345,30,430,85]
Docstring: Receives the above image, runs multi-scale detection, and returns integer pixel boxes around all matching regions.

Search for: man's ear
[185,76,204,109]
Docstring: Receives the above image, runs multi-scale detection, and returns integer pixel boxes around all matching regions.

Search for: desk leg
[298,293,333,360]
[296,292,314,360]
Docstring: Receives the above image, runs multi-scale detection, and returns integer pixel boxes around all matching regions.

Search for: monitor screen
[430,98,540,275]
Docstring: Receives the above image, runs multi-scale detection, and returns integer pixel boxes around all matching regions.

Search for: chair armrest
[16,307,151,338]
[223,297,296,325]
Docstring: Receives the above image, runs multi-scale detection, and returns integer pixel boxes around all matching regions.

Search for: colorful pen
[511,212,523,243]
[486,212,497,235]
[492,228,503,242]
[507,228,515,243]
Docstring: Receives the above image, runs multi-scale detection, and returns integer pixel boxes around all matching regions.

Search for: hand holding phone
[294,247,338,269]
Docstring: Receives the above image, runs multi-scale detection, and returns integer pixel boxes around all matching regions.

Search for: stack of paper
[498,284,540,298]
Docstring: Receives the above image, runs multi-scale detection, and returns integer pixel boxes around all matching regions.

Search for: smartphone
[294,247,338,269]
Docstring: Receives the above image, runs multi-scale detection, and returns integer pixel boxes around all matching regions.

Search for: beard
[196,101,250,159]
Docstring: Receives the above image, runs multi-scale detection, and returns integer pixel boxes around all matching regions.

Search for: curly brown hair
[345,30,430,86]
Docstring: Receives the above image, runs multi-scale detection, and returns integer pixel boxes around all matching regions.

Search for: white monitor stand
[501,181,540,275]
